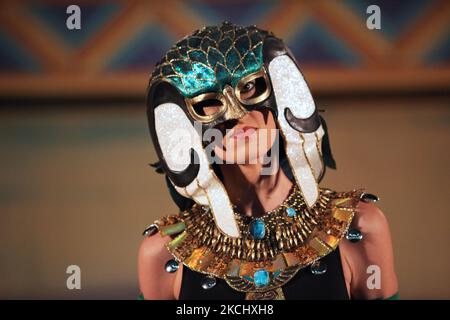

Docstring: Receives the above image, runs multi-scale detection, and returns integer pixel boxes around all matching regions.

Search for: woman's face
[195,77,277,165]
[215,108,277,165]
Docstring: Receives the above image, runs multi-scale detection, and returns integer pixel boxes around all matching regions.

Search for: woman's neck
[219,162,293,218]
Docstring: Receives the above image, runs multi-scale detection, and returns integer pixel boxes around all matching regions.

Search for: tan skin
[139,80,398,299]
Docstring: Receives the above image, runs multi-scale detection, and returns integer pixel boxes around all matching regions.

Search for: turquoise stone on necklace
[249,219,265,239]
[286,206,297,217]
[254,270,270,287]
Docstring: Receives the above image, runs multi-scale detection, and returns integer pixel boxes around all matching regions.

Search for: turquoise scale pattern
[150,22,269,98]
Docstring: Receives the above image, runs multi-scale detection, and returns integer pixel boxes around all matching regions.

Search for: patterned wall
[1,0,449,299]
[0,0,449,98]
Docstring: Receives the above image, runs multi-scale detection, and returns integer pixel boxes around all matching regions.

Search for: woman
[138,22,398,300]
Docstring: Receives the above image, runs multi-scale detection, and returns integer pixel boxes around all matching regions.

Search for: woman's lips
[230,126,257,139]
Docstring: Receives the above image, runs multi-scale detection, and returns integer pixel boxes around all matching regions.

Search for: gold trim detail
[246,287,285,300]
[185,91,227,123]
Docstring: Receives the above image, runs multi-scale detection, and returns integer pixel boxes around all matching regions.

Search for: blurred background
[0,0,449,299]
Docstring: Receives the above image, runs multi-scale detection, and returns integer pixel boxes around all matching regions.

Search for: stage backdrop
[0,0,449,97]
[0,0,449,299]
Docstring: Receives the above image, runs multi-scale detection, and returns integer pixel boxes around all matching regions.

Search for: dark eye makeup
[238,76,268,101]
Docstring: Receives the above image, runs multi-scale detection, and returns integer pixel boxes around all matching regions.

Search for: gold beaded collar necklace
[152,185,362,300]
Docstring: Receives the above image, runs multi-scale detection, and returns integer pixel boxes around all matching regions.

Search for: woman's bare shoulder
[340,200,398,299]
[139,232,172,261]
[353,201,391,237]
[138,232,178,300]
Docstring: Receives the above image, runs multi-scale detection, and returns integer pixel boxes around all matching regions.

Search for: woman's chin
[217,150,264,165]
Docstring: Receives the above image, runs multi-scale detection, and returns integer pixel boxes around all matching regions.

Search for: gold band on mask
[185,92,227,123]
[184,68,272,124]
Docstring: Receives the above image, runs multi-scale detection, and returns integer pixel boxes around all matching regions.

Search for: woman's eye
[237,74,270,104]
[242,81,255,93]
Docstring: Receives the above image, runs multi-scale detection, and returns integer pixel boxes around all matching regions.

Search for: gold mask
[185,68,272,124]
